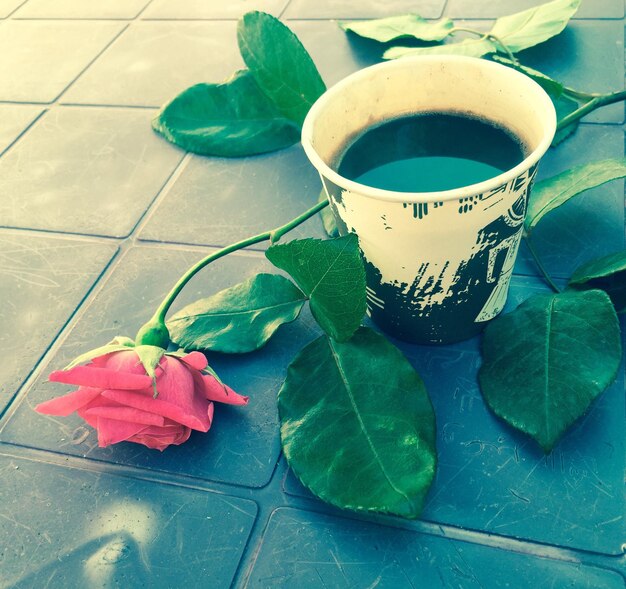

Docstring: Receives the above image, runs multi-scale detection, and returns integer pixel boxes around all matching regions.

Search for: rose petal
[179,351,208,371]
[207,402,214,427]
[101,388,211,432]
[35,386,102,416]
[83,405,165,427]
[201,374,249,406]
[129,424,191,451]
[49,365,151,390]
[103,350,149,374]
[95,417,149,447]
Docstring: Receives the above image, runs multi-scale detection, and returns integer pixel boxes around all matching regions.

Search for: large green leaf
[479,289,621,452]
[152,70,300,157]
[266,235,366,341]
[384,37,495,60]
[340,14,454,43]
[525,159,626,232]
[279,327,436,518]
[569,251,626,312]
[167,274,307,354]
[237,11,326,126]
[490,0,581,53]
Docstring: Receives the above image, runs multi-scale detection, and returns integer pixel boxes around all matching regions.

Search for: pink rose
[35,349,248,451]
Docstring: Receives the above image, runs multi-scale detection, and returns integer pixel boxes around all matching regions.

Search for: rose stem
[150,198,329,326]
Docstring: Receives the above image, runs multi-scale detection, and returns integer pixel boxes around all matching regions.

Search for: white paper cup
[302,56,556,344]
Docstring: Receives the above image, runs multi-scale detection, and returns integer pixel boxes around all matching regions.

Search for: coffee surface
[337,112,526,193]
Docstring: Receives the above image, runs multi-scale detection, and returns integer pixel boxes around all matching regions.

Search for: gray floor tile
[0,107,184,237]
[0,20,124,103]
[515,124,624,280]
[0,232,117,413]
[0,105,42,154]
[139,145,325,247]
[62,21,244,107]
[282,278,626,555]
[283,0,445,19]
[0,455,256,589]
[446,0,624,19]
[14,0,151,19]
[247,508,625,587]
[142,0,289,19]
[0,0,25,18]
[519,21,624,124]
[0,245,318,488]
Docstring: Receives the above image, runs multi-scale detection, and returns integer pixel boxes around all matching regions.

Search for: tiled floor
[0,1,624,588]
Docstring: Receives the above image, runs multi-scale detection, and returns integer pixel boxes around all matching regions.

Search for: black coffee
[337,112,526,192]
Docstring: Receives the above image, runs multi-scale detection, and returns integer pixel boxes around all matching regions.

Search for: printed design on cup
[322,163,538,344]
[402,201,445,219]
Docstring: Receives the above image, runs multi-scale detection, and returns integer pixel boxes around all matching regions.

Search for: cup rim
[301,55,557,204]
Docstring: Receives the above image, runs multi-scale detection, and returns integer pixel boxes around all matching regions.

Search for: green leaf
[490,0,581,53]
[135,345,166,398]
[384,37,495,60]
[318,190,339,238]
[479,289,621,452]
[64,336,135,370]
[385,0,580,60]
[340,14,454,43]
[279,327,436,518]
[237,11,326,126]
[569,251,626,312]
[266,235,366,342]
[525,159,626,232]
[152,70,300,157]
[167,274,306,354]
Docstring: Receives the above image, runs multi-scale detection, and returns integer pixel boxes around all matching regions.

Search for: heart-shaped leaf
[279,327,436,518]
[167,274,306,353]
[238,11,326,126]
[490,0,581,53]
[266,235,366,342]
[569,251,626,312]
[525,159,626,232]
[340,14,454,43]
[152,70,300,157]
[479,289,621,452]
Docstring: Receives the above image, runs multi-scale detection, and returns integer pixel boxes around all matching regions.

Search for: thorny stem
[523,233,560,294]
[151,199,329,324]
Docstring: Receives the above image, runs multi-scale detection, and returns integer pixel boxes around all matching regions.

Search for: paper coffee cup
[302,56,556,344]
